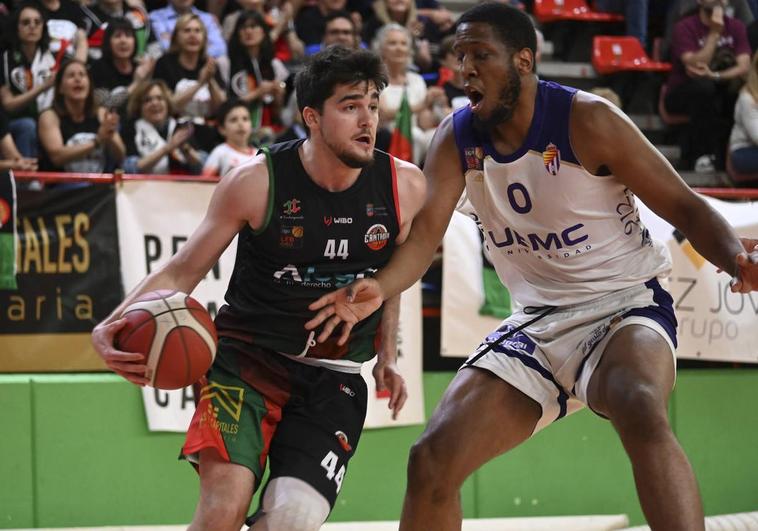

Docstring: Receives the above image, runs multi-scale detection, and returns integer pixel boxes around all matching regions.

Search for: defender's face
[455,22,522,127]
[316,81,379,168]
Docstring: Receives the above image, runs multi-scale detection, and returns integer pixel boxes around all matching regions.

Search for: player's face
[317,81,379,168]
[455,22,522,128]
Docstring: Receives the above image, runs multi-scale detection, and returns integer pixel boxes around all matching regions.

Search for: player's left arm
[570,92,758,292]
[374,294,406,420]
[370,158,426,418]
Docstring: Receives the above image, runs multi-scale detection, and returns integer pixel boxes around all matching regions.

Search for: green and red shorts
[182,337,368,507]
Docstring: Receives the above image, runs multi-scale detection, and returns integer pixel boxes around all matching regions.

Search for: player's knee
[249,477,330,531]
[606,382,670,435]
[193,494,249,531]
[407,433,448,485]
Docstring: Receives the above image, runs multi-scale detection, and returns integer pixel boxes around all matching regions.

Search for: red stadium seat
[592,36,672,75]
[534,0,625,24]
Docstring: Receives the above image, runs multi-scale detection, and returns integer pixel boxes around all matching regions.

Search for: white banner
[116,180,424,431]
[363,281,425,428]
[442,197,758,363]
[441,212,503,357]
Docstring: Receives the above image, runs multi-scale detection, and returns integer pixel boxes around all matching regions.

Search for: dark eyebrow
[337,91,381,104]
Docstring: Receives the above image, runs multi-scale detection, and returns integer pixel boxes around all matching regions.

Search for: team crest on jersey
[543,143,561,175]
[464,147,484,171]
[364,224,390,251]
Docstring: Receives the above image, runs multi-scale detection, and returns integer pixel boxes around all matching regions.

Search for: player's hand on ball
[92,319,150,386]
[373,360,407,420]
[731,237,758,293]
[306,278,384,345]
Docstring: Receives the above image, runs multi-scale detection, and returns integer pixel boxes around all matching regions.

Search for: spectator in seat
[663,0,751,172]
[38,0,89,63]
[82,0,158,61]
[90,17,155,113]
[122,79,204,175]
[38,59,125,173]
[728,50,758,184]
[0,2,55,158]
[152,13,227,151]
[202,99,255,177]
[294,0,349,52]
[227,10,288,135]
[322,10,360,49]
[375,23,443,163]
[222,0,304,61]
[150,0,228,59]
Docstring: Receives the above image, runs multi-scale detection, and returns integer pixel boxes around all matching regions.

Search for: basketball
[115,290,217,390]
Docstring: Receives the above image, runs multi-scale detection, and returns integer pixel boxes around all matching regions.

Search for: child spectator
[202,99,255,176]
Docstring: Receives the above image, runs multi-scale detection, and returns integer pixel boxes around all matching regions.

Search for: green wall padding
[1,369,756,528]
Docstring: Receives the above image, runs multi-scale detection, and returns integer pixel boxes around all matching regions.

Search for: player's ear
[514,47,534,74]
[302,106,320,130]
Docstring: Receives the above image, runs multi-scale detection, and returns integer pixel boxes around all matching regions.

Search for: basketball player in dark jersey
[305,5,758,531]
[91,46,426,531]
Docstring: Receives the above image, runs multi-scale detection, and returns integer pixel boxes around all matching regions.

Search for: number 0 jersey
[453,80,671,308]
[215,140,401,367]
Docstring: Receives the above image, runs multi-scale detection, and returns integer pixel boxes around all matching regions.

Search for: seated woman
[38,59,125,173]
[89,17,154,112]
[374,23,445,164]
[221,0,304,62]
[0,2,56,157]
[227,10,289,141]
[152,13,226,152]
[122,80,203,175]
[728,50,758,186]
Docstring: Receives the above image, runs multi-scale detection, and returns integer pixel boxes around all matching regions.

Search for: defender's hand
[92,319,150,386]
[373,360,407,420]
[305,278,384,345]
[730,238,758,293]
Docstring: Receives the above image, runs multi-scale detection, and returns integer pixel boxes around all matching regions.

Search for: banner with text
[120,181,424,431]
[0,184,122,371]
[442,198,758,363]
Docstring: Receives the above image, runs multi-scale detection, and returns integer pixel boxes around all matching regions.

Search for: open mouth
[353,134,372,146]
[465,87,484,110]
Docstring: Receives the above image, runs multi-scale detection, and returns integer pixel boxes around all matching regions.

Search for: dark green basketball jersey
[215,139,401,364]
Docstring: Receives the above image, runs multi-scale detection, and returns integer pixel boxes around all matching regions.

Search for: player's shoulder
[570,89,628,138]
[220,152,269,191]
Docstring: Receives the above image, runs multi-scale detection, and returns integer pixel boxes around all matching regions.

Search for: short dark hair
[101,17,136,64]
[325,9,355,29]
[456,2,537,58]
[215,98,248,125]
[295,45,387,116]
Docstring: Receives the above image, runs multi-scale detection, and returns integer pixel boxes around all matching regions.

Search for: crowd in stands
[0,0,757,187]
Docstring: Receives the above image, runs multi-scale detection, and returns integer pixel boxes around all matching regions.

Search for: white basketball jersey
[453,81,671,307]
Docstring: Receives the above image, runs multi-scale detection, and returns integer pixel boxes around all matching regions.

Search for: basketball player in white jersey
[305,3,758,530]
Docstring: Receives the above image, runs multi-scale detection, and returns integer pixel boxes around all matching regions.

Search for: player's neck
[299,138,362,192]
[490,75,538,155]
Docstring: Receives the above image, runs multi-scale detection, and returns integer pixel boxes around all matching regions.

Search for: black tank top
[215,139,401,364]
[41,113,106,173]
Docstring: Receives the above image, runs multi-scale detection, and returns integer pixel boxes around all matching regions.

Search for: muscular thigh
[586,324,676,419]
[420,367,541,481]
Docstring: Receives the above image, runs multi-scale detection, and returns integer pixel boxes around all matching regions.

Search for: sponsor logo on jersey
[364,224,390,251]
[366,203,389,217]
[339,383,355,397]
[279,225,304,248]
[283,198,301,216]
[199,382,245,422]
[465,147,484,171]
[543,143,561,175]
[324,216,353,226]
[335,430,353,452]
[273,264,378,288]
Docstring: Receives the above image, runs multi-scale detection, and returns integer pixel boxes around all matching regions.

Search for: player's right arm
[92,156,271,384]
[306,114,465,338]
